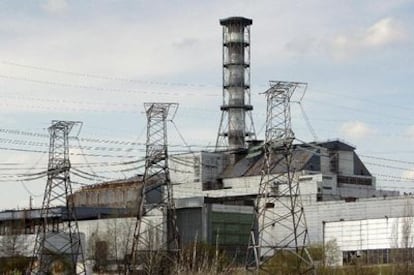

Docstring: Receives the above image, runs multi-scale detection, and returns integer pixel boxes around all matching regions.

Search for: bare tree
[390,198,414,273]
[401,200,414,250]
[85,218,135,273]
[0,232,28,257]
[86,229,109,273]
[324,239,341,266]
[0,222,29,273]
[105,217,135,272]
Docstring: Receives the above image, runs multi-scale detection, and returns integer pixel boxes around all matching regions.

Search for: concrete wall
[200,152,226,184]
[0,231,86,259]
[338,151,354,175]
[72,184,140,209]
[320,149,331,174]
[203,173,318,201]
[170,152,226,199]
[205,175,260,197]
[301,195,414,245]
[257,195,414,262]
[323,213,414,265]
[78,208,164,259]
[324,217,412,251]
[78,216,137,260]
[170,153,200,198]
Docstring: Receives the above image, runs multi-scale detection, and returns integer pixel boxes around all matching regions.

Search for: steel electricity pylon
[128,103,180,274]
[30,121,85,274]
[246,81,314,274]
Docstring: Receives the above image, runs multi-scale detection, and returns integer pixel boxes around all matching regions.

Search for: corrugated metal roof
[220,145,316,178]
[220,140,358,179]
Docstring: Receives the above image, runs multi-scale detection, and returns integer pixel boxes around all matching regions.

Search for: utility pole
[246,81,314,274]
[128,103,180,274]
[30,121,85,274]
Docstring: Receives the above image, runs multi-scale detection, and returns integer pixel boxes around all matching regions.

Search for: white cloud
[402,169,414,180]
[41,0,69,14]
[365,0,413,14]
[404,125,414,139]
[339,121,376,140]
[363,18,406,47]
[284,37,320,56]
[331,17,407,60]
[172,38,199,49]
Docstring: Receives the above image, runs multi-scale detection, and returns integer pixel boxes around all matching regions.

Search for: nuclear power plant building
[0,16,412,270]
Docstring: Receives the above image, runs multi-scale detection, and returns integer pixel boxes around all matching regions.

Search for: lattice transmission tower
[30,121,86,274]
[128,103,180,274]
[246,81,314,274]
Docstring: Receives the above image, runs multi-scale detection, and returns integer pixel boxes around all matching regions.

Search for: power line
[312,89,414,113]
[2,60,219,89]
[0,93,141,113]
[0,127,221,149]
[0,73,218,97]
[360,155,414,166]
[2,133,413,175]
[375,174,414,182]
[0,159,145,170]
[6,61,412,116]
[4,61,413,117]
[364,162,414,172]
[171,120,196,155]
[297,102,318,140]
[0,146,137,158]
[305,97,411,123]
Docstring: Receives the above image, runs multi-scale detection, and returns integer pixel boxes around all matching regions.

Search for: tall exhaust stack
[216,16,256,151]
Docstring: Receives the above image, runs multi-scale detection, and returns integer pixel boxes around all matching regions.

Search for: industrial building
[171,140,398,202]
[69,176,142,211]
[0,15,412,273]
[169,139,402,261]
[323,205,414,266]
[0,138,405,268]
[0,199,253,269]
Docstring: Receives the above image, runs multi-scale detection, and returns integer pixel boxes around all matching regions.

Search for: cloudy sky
[1,0,414,209]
